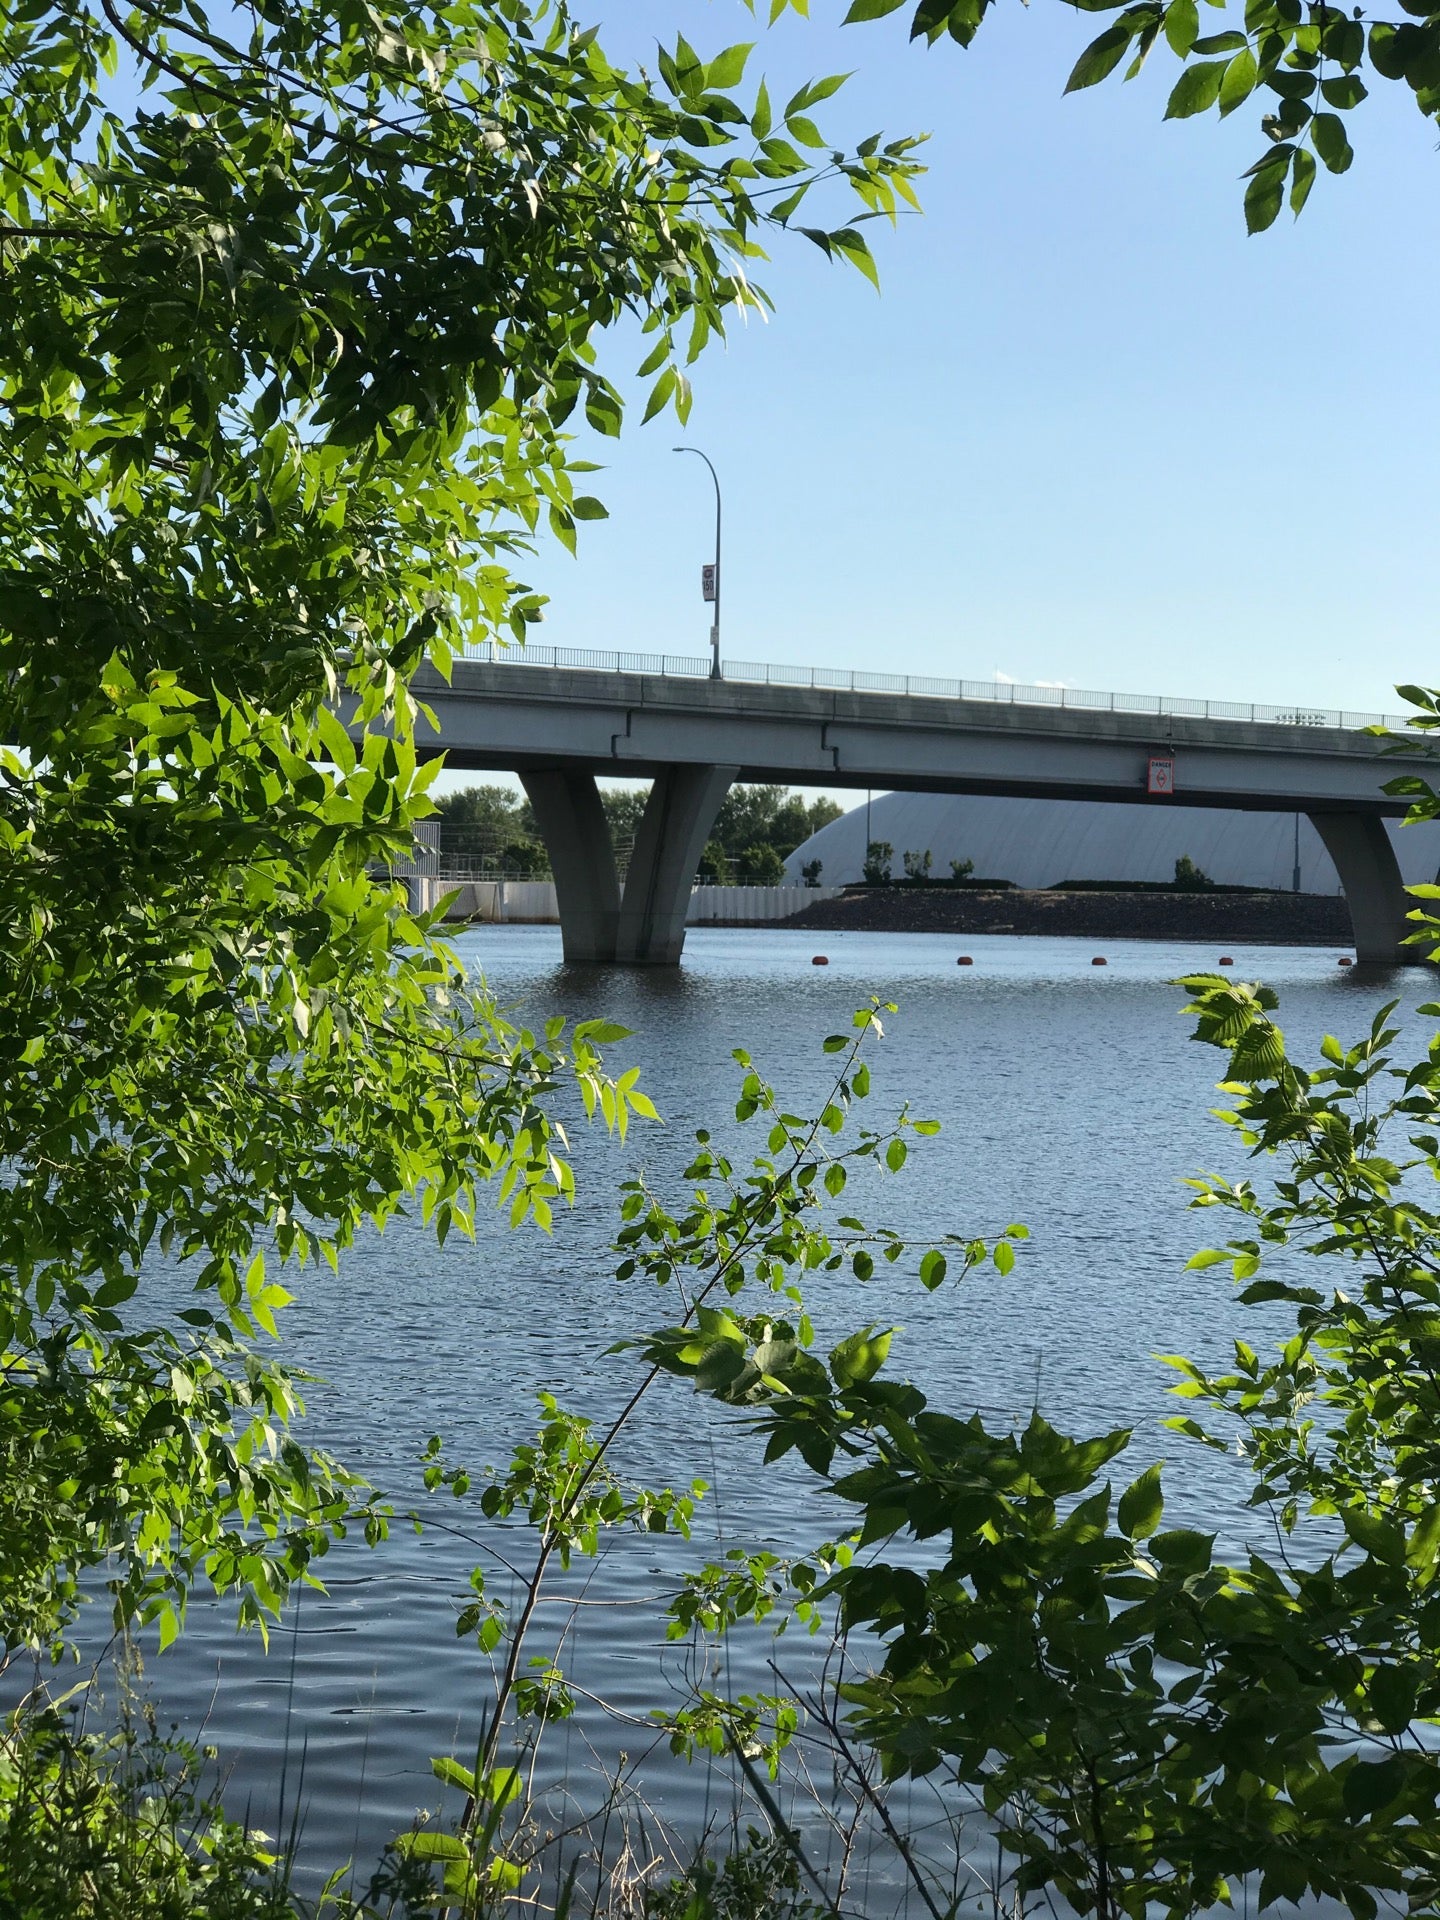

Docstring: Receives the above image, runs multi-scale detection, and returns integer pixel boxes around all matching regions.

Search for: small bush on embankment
[0,1703,302,1920]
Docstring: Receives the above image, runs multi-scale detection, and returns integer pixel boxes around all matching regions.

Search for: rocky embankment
[780,887,1353,945]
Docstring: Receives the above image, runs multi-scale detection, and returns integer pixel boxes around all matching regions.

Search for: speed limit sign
[1147,756,1176,795]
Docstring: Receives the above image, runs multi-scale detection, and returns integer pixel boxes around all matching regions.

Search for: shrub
[862,840,893,885]
[1173,854,1215,891]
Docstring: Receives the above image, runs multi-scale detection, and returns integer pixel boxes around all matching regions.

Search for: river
[30,928,1434,1910]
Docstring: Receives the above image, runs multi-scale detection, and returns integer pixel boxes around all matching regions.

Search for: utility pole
[674,446,722,680]
[1292,812,1302,894]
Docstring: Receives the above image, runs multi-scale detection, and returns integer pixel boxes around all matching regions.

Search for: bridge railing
[457,640,1421,735]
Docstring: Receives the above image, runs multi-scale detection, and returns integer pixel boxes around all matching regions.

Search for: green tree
[433,784,535,871]
[712,787,843,867]
[863,839,894,884]
[737,841,787,885]
[1173,853,1215,890]
[797,0,1430,233]
[599,784,649,851]
[697,837,733,884]
[500,837,551,879]
[0,0,916,1653]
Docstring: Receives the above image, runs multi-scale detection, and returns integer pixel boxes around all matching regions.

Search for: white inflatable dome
[782,791,1440,894]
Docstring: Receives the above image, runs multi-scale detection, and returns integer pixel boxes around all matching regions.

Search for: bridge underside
[509,762,1423,969]
[419,666,1435,968]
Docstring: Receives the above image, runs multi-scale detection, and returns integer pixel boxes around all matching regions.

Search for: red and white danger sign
[1147,756,1176,796]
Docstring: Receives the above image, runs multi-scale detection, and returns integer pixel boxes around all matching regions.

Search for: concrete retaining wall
[418,879,843,925]
[687,885,844,923]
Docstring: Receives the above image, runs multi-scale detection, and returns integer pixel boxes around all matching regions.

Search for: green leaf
[431,1756,477,1792]
[1369,1663,1418,1734]
[1244,153,1289,233]
[575,1021,634,1045]
[1218,46,1257,114]
[1164,59,1227,117]
[1065,23,1135,93]
[399,1832,469,1862]
[1341,1505,1405,1564]
[1289,144,1316,213]
[1117,1463,1164,1540]
[832,227,881,290]
[642,368,678,423]
[1150,1528,1213,1574]
[752,78,773,138]
[705,42,753,89]
[843,0,908,17]
[1164,0,1200,56]
[1342,1757,1408,1817]
[830,1324,893,1387]
[1311,111,1354,173]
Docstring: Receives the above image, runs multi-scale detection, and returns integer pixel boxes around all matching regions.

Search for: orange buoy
[1338,956,1353,968]
[1218,956,1234,967]
[957,956,973,966]
[1091,956,1108,967]
[812,955,829,966]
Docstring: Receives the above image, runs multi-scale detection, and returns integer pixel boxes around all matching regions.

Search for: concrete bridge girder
[1306,812,1416,967]
[617,764,738,965]
[519,769,621,964]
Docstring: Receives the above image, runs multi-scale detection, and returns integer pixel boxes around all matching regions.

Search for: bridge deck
[417,659,1431,816]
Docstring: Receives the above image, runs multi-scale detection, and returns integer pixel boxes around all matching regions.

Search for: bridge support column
[1307,812,1416,965]
[617,764,738,965]
[519,769,621,963]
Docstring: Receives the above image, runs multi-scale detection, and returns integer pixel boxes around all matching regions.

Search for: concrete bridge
[413,647,1437,967]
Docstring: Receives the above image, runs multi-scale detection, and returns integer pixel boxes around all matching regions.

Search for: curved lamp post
[673,445,722,680]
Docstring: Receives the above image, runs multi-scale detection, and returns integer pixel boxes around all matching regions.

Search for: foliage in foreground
[0,0,920,1659]
[19,971,1440,1920]
[792,0,1440,235]
[0,1698,301,1920]
[172,950,1428,1920]
[615,980,1440,1920]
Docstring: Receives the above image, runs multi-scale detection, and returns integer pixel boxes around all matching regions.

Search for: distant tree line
[433,782,843,884]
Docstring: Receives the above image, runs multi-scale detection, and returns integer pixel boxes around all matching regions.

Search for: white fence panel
[688,885,843,923]
[427,880,840,925]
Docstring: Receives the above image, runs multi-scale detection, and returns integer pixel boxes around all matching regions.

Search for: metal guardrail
[457,639,1421,736]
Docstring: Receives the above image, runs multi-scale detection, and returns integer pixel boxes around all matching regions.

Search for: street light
[673,445,722,680]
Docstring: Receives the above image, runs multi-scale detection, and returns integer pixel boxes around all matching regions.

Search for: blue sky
[497,0,1440,729]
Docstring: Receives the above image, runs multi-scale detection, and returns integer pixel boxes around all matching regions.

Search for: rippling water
[27,928,1436,1901]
